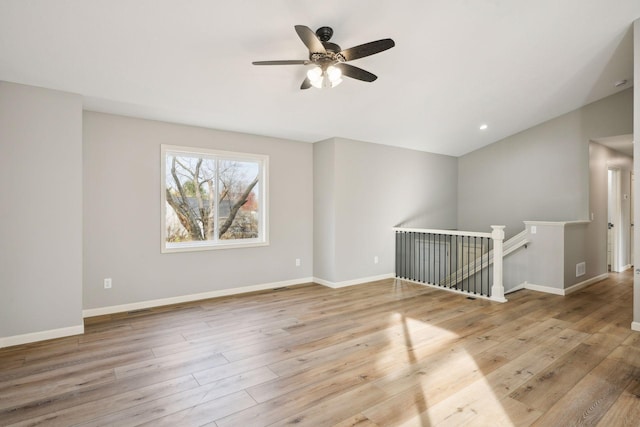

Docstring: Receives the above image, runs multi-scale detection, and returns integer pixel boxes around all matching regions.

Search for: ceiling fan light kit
[252,25,395,90]
[307,65,342,88]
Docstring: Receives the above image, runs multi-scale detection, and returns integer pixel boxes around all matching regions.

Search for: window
[161,145,268,252]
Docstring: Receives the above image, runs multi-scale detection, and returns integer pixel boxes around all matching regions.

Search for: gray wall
[504,221,594,292]
[588,142,632,279]
[520,222,566,291]
[314,138,458,283]
[458,89,633,240]
[313,139,336,281]
[83,112,313,310]
[0,82,83,338]
[564,222,590,288]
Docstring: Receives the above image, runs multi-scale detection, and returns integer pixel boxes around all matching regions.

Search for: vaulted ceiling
[0,1,638,156]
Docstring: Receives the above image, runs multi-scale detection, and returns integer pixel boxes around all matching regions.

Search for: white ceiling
[0,1,638,157]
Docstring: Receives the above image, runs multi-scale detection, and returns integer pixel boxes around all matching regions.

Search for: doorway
[608,168,623,272]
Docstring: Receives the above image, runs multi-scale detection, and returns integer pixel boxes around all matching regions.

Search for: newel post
[490,225,507,302]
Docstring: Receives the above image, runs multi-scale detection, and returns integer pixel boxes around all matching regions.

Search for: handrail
[392,227,491,238]
[504,230,529,256]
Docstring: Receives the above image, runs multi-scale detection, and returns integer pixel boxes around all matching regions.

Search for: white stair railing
[394,225,529,302]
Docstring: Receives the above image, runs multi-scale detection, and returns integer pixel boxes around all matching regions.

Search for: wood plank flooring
[0,271,638,426]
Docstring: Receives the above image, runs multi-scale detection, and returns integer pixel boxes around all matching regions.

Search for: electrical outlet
[374,256,379,264]
[530,226,537,234]
[104,278,112,289]
[295,258,301,267]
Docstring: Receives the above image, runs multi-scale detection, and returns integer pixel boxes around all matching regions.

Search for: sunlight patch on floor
[369,314,519,426]
[402,375,519,426]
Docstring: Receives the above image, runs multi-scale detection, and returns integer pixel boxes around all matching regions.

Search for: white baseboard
[0,324,84,349]
[313,273,395,289]
[523,282,565,296]
[523,273,609,296]
[83,277,314,318]
[564,273,609,295]
[632,322,640,332]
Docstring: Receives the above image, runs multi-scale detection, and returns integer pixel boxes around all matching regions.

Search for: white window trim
[161,144,269,253]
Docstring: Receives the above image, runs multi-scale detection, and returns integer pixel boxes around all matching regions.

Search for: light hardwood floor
[1,272,638,426]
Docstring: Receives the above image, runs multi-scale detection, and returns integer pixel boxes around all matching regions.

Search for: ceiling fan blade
[300,77,312,90]
[252,60,310,66]
[335,63,377,82]
[294,25,326,54]
[339,38,395,62]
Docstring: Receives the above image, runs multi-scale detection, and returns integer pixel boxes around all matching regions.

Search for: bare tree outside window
[217,160,260,240]
[162,146,267,252]
[165,155,216,242]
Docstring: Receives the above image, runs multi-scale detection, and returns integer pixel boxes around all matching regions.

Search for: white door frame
[631,172,634,264]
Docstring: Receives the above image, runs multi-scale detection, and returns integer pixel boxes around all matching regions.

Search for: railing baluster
[488,237,492,296]
[475,237,479,295]
[437,233,440,285]
[397,231,400,278]
[421,234,424,283]
[468,236,471,293]
[410,232,414,279]
[405,231,409,279]
[471,236,475,294]
[486,237,490,296]
[400,231,403,278]
[454,235,457,289]
[447,234,451,288]
[416,235,422,282]
[404,231,407,279]
[482,237,486,295]
[432,233,436,286]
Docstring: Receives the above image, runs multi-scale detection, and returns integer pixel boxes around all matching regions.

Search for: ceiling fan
[252,25,395,90]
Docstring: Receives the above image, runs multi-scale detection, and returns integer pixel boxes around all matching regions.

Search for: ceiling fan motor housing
[315,26,333,42]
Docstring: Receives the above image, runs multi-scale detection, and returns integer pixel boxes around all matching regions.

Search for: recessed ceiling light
[614,79,628,87]
[479,124,488,130]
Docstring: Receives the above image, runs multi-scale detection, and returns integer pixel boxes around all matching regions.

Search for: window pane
[218,159,260,240]
[165,154,217,243]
